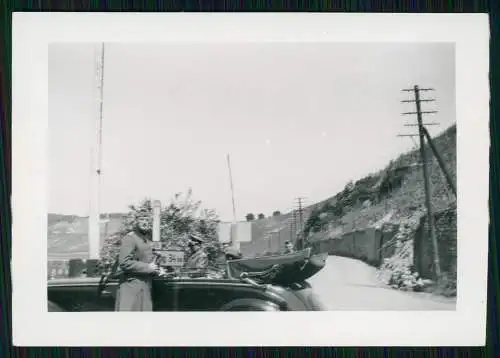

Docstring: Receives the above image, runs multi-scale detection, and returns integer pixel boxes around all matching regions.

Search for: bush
[100,189,221,266]
[376,215,430,292]
[434,265,457,297]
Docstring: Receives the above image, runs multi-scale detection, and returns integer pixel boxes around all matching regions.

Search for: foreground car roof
[47,276,258,287]
[48,277,102,286]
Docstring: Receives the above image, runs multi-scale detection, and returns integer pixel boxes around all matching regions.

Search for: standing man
[185,234,209,269]
[115,210,159,311]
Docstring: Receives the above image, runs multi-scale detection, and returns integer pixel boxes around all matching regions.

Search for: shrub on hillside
[303,208,323,235]
[436,265,457,297]
[376,213,433,292]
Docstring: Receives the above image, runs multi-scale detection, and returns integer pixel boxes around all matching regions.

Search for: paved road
[308,256,456,310]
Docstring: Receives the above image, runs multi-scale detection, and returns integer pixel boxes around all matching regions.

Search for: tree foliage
[257,213,265,220]
[272,210,281,217]
[100,189,221,265]
[303,208,323,236]
[245,213,255,222]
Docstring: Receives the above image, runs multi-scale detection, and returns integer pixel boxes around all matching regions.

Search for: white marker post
[152,200,162,249]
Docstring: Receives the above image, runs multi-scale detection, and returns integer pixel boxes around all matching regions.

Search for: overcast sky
[48,42,455,221]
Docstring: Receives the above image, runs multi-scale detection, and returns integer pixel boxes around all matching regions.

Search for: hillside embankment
[241,124,457,296]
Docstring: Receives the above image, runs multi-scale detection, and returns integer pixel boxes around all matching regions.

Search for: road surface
[308,256,456,310]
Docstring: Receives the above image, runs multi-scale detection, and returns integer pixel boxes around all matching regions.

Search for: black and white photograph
[46,41,459,312]
[12,13,489,346]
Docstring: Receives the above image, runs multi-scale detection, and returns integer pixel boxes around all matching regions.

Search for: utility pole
[297,197,304,234]
[290,209,297,242]
[294,197,306,250]
[226,154,238,249]
[400,85,442,282]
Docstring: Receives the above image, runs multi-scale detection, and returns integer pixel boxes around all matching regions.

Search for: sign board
[217,222,232,243]
[235,221,252,243]
[152,241,162,250]
[156,250,185,267]
[217,221,252,244]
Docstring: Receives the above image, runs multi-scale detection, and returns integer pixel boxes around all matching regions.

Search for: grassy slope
[306,123,456,240]
[48,124,456,259]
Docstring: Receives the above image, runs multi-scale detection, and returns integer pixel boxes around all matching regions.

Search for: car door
[167,279,282,311]
[171,280,227,311]
[48,279,117,312]
[151,279,179,311]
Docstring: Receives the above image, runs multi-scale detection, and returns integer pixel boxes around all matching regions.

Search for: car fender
[219,298,280,311]
[48,300,65,312]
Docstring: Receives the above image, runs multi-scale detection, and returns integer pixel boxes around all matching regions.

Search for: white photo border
[12,13,489,346]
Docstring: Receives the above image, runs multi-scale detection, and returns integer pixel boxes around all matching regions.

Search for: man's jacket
[114,231,156,311]
[185,250,209,269]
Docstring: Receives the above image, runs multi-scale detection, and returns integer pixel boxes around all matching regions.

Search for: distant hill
[47,214,124,259]
[48,123,456,259]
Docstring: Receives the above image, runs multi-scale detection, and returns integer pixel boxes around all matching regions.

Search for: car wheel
[225,306,277,311]
[220,299,280,311]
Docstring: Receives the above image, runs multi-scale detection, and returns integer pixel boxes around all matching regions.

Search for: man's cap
[187,233,204,244]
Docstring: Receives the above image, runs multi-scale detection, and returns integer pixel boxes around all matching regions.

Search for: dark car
[47,249,328,312]
[47,276,324,312]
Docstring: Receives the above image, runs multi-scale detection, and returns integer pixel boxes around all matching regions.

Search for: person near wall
[114,211,159,311]
[284,240,295,254]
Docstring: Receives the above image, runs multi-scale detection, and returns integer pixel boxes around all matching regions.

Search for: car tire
[220,299,280,311]
[224,306,276,311]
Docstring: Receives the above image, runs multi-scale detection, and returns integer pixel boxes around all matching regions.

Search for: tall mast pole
[226,154,238,248]
[89,43,105,260]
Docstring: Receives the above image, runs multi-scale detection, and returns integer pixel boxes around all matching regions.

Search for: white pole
[88,43,105,260]
[226,154,238,249]
[152,200,161,245]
